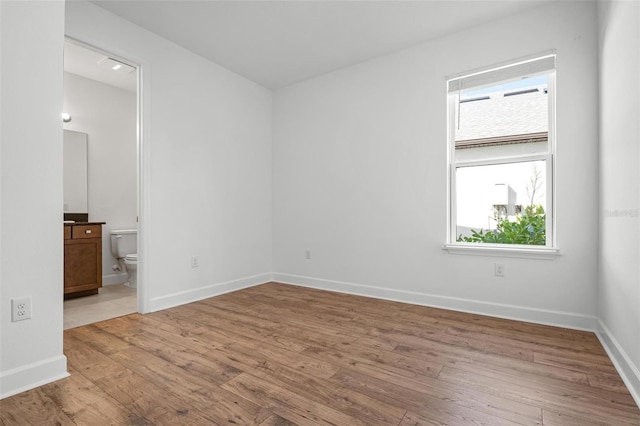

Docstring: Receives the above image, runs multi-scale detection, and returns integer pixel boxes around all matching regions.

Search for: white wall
[273,1,600,328]
[63,72,137,284]
[1,0,272,398]
[5,0,636,403]
[0,0,68,398]
[597,0,640,403]
[65,1,273,312]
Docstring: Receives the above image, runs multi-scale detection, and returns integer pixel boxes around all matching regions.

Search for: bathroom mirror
[63,130,88,213]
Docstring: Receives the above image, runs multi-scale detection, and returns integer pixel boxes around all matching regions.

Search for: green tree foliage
[457,205,546,245]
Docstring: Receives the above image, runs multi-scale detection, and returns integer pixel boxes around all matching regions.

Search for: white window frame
[444,54,559,259]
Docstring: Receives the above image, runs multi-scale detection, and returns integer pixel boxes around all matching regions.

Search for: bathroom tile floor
[64,283,137,330]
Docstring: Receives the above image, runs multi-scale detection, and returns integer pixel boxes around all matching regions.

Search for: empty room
[1,0,639,425]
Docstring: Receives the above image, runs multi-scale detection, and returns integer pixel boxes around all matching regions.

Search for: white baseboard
[0,355,69,399]
[596,320,640,408]
[5,272,636,409]
[102,272,129,286]
[273,273,640,407]
[272,273,599,331]
[148,273,272,312]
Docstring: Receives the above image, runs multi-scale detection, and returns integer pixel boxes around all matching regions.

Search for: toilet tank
[110,229,137,258]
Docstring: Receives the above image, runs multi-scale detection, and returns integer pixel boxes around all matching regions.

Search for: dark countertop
[64,222,106,226]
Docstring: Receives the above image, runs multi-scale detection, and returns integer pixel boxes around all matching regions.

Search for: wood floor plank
[330,366,540,426]
[371,324,535,361]
[119,329,244,385]
[394,342,589,387]
[93,368,216,425]
[111,346,268,425]
[64,332,129,382]
[146,308,250,348]
[438,365,640,425]
[94,368,161,407]
[338,339,444,377]
[2,282,638,425]
[249,284,428,327]
[445,360,638,411]
[221,335,340,379]
[542,409,614,426]
[445,325,608,358]
[372,326,515,364]
[400,408,520,426]
[408,309,603,355]
[533,351,620,374]
[0,388,76,426]
[413,304,577,341]
[198,299,373,346]
[302,343,443,381]
[94,314,220,355]
[40,367,147,425]
[329,364,543,425]
[222,372,370,426]
[224,343,406,425]
[65,323,132,355]
[259,413,300,426]
[165,302,310,352]
[587,370,633,393]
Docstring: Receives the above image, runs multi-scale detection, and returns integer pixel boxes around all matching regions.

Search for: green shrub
[457,205,546,245]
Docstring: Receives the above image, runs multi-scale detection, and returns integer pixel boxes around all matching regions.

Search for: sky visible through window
[461,75,548,99]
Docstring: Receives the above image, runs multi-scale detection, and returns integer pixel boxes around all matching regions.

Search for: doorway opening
[62,38,142,329]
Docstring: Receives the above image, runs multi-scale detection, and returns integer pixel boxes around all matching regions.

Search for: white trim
[442,243,560,259]
[102,272,129,286]
[136,53,150,315]
[454,153,550,169]
[148,273,272,312]
[447,51,556,92]
[273,274,638,407]
[595,320,640,408]
[272,273,597,331]
[0,355,69,399]
[63,35,149,315]
[545,71,555,249]
[447,57,556,250]
[447,92,458,244]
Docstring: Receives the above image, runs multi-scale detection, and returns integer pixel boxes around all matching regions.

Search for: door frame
[63,37,149,314]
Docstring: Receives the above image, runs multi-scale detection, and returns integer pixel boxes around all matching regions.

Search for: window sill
[443,243,560,260]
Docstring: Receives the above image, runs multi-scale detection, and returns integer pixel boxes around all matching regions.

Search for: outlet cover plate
[12,297,32,321]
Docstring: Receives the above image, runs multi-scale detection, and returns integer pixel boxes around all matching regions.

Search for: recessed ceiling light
[98,57,136,74]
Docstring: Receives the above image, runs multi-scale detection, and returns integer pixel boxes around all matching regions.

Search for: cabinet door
[64,238,102,294]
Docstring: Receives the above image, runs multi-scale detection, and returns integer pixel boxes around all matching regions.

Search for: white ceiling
[64,41,138,92]
[89,0,553,90]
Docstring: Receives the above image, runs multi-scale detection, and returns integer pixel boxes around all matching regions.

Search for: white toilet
[110,229,138,288]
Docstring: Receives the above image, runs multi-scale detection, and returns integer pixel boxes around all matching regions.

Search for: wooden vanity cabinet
[64,223,103,299]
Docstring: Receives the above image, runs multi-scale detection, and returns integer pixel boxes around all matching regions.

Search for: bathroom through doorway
[62,39,142,329]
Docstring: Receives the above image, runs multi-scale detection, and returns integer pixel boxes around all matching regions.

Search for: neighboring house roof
[455,86,548,147]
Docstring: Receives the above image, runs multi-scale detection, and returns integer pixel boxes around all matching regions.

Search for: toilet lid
[125,254,137,261]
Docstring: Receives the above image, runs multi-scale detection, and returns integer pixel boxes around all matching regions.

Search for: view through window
[448,55,555,247]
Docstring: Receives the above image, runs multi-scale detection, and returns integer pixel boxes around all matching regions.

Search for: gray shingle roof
[455,86,548,143]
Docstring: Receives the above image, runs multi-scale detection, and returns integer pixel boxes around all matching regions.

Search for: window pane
[456,161,546,245]
[454,75,549,162]
[456,141,547,162]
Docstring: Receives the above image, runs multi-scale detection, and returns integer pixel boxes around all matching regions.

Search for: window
[446,54,557,254]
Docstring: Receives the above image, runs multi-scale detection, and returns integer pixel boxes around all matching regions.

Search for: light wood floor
[64,283,137,330]
[2,282,639,425]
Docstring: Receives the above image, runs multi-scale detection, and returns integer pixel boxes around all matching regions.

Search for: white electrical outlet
[305,249,312,260]
[12,297,32,322]
[494,263,505,277]
[191,256,199,268]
